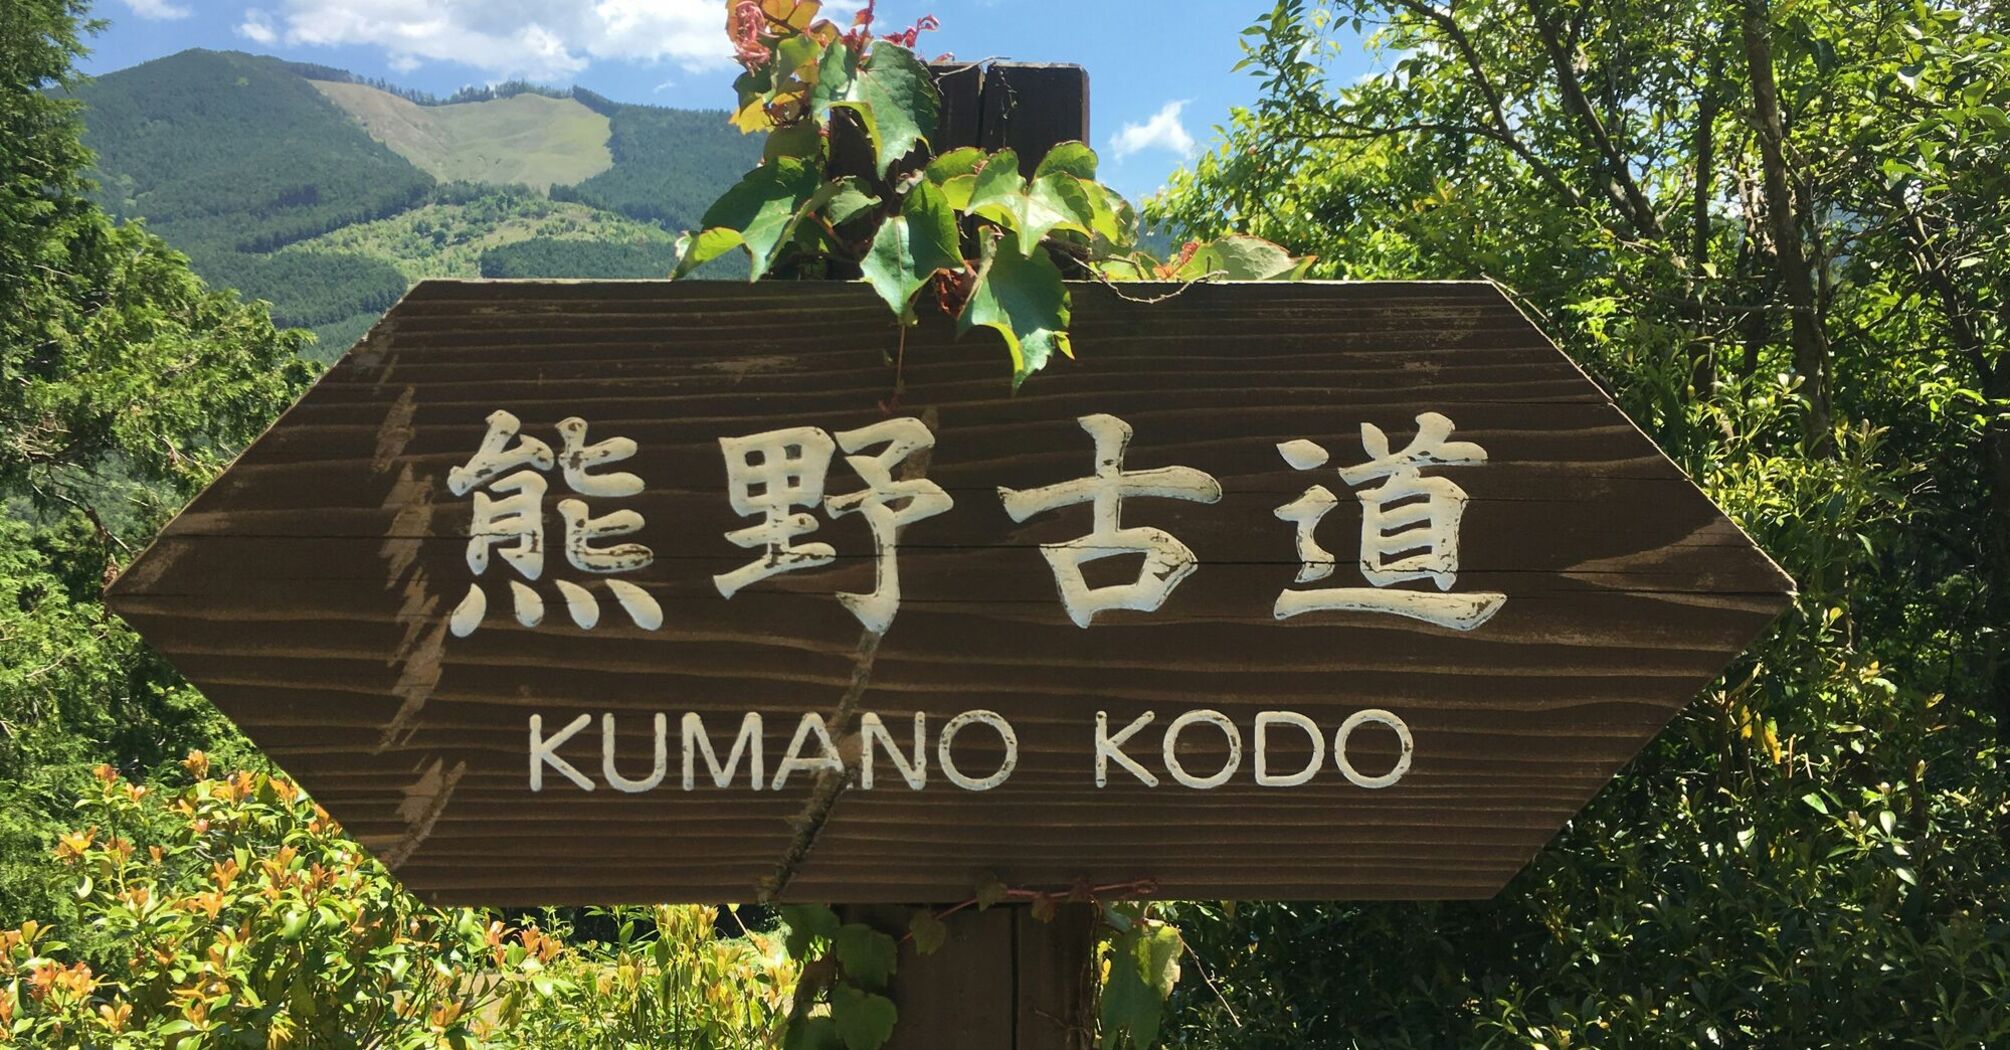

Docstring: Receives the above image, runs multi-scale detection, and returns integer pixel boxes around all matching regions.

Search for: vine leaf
[973,871,1011,910]
[816,40,939,177]
[966,150,1098,255]
[764,120,825,163]
[832,923,899,992]
[780,903,842,958]
[824,177,882,227]
[1029,893,1060,923]
[960,230,1072,387]
[925,146,986,209]
[831,986,899,1050]
[861,181,961,321]
[783,1016,843,1050]
[1098,922,1182,1050]
[674,159,825,278]
[1034,140,1099,180]
[1184,234,1313,280]
[908,910,949,955]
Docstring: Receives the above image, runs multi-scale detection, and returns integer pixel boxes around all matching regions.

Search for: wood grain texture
[105,279,1794,906]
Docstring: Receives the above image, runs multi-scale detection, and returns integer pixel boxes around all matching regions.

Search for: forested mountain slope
[66,50,757,360]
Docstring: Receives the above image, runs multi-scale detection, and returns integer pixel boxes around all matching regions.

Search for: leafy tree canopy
[1152,0,2010,1043]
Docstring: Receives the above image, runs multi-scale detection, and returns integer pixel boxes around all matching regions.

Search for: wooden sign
[105,279,1792,906]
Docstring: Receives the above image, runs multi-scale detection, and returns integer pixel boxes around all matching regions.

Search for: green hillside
[312,82,614,190]
[284,185,676,281]
[555,89,761,232]
[68,50,758,361]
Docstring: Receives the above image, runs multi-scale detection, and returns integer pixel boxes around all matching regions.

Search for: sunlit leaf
[673,159,823,278]
[816,41,939,176]
[1034,140,1100,180]
[861,181,961,321]
[960,229,1072,386]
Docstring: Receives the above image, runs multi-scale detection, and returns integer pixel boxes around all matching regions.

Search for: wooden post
[836,61,1099,1050]
[843,61,1090,179]
[839,903,1099,1050]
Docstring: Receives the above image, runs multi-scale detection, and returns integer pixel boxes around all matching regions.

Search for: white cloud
[121,0,192,19]
[237,9,278,45]
[1110,100,1196,161]
[267,0,736,81]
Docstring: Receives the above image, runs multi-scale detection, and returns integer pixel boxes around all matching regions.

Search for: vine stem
[899,877,1162,943]
[1181,933,1242,1027]
[1091,270,1230,305]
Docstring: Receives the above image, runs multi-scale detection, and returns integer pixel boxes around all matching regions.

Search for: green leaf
[832,923,899,991]
[1035,140,1099,180]
[764,121,826,164]
[927,147,987,183]
[967,151,1097,255]
[926,147,986,209]
[781,903,843,958]
[1139,923,1182,998]
[1098,922,1182,1049]
[674,159,823,278]
[280,907,310,940]
[831,986,899,1050]
[972,870,1012,912]
[824,178,882,227]
[1098,941,1161,1049]
[967,149,1026,213]
[1080,181,1135,246]
[960,230,1072,386]
[1203,234,1308,279]
[1095,253,1158,281]
[861,181,962,321]
[818,41,939,177]
[908,910,949,955]
[784,1016,844,1050]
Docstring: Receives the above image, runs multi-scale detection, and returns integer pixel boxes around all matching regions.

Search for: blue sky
[76,0,1368,201]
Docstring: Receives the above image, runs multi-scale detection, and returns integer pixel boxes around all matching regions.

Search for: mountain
[66,50,759,360]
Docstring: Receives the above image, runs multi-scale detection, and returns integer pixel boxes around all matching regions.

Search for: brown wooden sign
[105,279,1792,906]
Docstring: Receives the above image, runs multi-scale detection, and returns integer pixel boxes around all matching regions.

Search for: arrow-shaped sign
[106,279,1792,905]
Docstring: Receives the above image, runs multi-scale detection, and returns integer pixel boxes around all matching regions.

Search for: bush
[0,761,794,1048]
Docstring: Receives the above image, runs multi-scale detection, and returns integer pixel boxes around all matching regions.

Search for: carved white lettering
[682,712,765,790]
[1162,709,1242,789]
[529,713,594,792]
[601,713,667,793]
[938,710,1017,791]
[1334,708,1414,789]
[860,712,927,790]
[1096,710,1159,787]
[1254,711,1325,787]
[771,712,845,790]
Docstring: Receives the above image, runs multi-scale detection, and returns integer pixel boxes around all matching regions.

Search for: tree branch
[1524,0,1669,243]
[1384,0,1588,211]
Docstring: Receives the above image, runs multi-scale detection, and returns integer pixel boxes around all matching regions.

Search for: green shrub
[0,761,795,1048]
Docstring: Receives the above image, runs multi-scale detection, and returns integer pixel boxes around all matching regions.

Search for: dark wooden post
[833,60,1100,1050]
[839,902,1099,1050]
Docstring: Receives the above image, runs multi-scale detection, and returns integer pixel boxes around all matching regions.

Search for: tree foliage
[1151,0,2010,1044]
[1,0,310,929]
[552,92,765,233]
[478,237,684,279]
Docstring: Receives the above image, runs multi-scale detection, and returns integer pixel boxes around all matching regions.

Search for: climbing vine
[696,4,1289,1045]
[679,0,1309,386]
[776,879,1186,1050]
